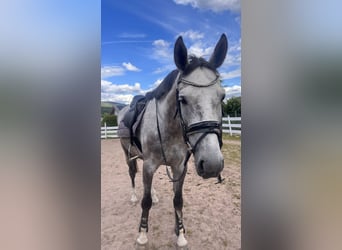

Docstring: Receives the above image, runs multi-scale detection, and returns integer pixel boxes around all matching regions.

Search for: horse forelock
[183,55,217,76]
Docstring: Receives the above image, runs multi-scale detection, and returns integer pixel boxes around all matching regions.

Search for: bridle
[176,72,223,154]
[156,71,223,182]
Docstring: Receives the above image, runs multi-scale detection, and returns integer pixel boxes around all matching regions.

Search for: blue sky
[101,0,241,104]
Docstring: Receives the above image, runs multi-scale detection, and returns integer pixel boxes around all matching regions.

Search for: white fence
[101,124,119,139]
[101,116,241,139]
[222,116,241,136]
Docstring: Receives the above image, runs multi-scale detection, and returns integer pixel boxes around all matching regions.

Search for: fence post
[104,122,107,139]
[228,115,232,136]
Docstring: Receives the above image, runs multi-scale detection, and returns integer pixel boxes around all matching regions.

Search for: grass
[221,140,241,166]
[222,133,241,141]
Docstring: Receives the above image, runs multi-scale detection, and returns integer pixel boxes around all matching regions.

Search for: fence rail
[222,116,241,136]
[101,125,119,139]
[101,116,241,139]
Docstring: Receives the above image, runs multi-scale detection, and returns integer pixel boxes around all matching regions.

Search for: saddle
[118,70,179,153]
[120,95,148,152]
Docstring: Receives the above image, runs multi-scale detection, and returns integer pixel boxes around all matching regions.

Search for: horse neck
[156,78,181,134]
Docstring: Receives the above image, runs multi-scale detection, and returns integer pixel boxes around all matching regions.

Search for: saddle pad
[117,106,146,138]
[122,95,146,128]
[117,120,130,138]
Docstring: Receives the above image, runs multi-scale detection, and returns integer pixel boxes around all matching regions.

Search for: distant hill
[101,101,127,116]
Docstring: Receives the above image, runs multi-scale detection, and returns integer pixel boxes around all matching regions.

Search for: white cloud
[122,62,141,72]
[221,68,241,80]
[101,80,144,94]
[152,39,172,63]
[153,64,175,74]
[101,62,141,78]
[101,66,125,78]
[225,54,241,66]
[101,80,146,104]
[188,42,213,58]
[178,30,204,41]
[101,92,134,104]
[151,33,239,73]
[173,0,240,12]
[224,85,241,99]
[153,39,170,47]
[220,39,241,67]
[230,38,241,53]
[174,30,213,58]
[152,32,213,60]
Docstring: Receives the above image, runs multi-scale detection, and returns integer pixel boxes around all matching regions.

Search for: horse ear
[209,34,228,68]
[174,36,188,71]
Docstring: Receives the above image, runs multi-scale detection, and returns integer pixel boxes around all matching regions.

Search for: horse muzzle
[193,134,224,179]
[184,120,224,179]
[196,157,224,178]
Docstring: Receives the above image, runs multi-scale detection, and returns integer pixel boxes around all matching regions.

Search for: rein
[156,72,223,182]
[156,100,189,182]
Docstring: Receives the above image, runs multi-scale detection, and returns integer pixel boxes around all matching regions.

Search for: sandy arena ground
[101,138,240,250]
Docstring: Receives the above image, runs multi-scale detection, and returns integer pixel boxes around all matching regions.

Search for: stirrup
[128,144,139,162]
[128,155,139,161]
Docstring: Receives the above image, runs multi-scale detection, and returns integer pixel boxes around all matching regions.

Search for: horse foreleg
[137,165,155,246]
[174,192,187,248]
[173,171,188,248]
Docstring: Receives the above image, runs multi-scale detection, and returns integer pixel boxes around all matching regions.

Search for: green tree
[102,114,117,126]
[223,96,241,117]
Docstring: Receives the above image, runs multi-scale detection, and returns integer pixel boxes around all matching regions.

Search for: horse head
[174,34,228,179]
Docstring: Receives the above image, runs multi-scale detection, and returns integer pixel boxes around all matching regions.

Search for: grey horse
[118,34,228,248]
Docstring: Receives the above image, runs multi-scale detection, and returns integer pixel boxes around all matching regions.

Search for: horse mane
[144,56,217,100]
[145,69,179,100]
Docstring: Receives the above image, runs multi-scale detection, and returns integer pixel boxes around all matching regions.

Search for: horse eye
[178,96,187,105]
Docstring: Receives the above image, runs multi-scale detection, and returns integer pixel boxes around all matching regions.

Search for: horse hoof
[136,231,148,246]
[152,196,159,204]
[131,198,138,204]
[177,243,188,250]
[135,243,148,250]
[131,196,138,204]
[177,231,188,248]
